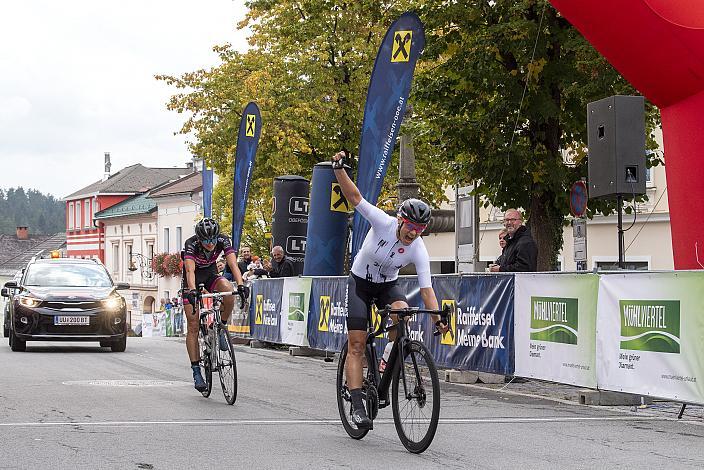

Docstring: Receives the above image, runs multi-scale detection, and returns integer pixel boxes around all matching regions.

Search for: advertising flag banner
[280,277,312,346]
[231,102,262,252]
[429,274,514,374]
[514,273,599,387]
[202,167,214,218]
[597,272,704,404]
[351,12,425,260]
[250,278,284,343]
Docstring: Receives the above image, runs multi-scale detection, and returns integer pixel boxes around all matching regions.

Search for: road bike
[336,304,450,453]
[195,288,239,405]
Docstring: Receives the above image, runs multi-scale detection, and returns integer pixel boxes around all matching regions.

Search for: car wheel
[9,330,26,352]
[111,336,127,352]
[3,325,8,338]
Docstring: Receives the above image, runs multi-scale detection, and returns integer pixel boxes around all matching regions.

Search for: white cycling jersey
[351,198,432,288]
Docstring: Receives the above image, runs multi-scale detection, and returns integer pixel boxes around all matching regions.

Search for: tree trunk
[528,190,562,271]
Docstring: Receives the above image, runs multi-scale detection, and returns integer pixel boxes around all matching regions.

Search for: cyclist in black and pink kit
[331,151,447,429]
[182,218,248,392]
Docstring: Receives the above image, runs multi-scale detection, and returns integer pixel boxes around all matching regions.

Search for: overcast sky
[0,0,250,199]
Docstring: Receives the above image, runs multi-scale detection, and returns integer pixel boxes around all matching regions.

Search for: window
[163,228,170,252]
[176,226,182,249]
[125,242,133,273]
[112,244,120,273]
[595,261,649,271]
[68,203,74,230]
[84,199,91,228]
[75,201,82,229]
[146,241,155,260]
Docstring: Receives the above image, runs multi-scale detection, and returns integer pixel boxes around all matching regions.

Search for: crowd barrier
[246,270,704,405]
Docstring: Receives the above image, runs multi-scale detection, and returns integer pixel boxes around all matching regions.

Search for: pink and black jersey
[183,234,235,271]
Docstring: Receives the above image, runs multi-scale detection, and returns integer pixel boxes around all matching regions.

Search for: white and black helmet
[195,218,220,240]
[398,198,431,225]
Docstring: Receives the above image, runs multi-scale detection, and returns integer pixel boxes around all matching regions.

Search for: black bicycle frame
[365,314,412,405]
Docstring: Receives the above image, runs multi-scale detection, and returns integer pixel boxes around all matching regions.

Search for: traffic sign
[570,181,588,218]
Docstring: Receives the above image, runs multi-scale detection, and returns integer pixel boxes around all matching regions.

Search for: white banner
[514,273,598,388]
[597,272,704,404]
[141,312,153,337]
[280,277,312,346]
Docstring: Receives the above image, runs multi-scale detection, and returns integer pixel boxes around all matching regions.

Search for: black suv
[1,258,130,352]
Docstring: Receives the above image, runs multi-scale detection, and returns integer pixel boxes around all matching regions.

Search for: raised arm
[331,151,362,207]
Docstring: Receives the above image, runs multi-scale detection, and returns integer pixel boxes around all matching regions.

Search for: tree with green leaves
[411,0,661,269]
[0,187,65,235]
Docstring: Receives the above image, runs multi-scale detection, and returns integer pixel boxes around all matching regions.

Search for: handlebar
[191,283,248,310]
[371,304,452,338]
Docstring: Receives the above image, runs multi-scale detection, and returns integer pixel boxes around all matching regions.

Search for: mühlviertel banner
[428,274,514,375]
[250,277,284,343]
[351,12,425,261]
[597,272,704,404]
[231,102,262,252]
[280,277,312,347]
[514,273,599,388]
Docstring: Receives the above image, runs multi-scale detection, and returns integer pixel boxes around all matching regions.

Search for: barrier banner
[429,274,514,374]
[229,299,251,338]
[597,272,704,404]
[231,101,262,251]
[308,277,348,352]
[250,278,284,343]
[351,12,425,260]
[514,273,598,387]
[281,277,312,346]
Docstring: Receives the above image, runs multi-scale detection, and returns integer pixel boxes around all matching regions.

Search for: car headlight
[102,295,123,310]
[18,295,41,308]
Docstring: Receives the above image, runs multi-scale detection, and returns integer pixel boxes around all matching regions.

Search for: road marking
[0,415,665,428]
[62,380,191,387]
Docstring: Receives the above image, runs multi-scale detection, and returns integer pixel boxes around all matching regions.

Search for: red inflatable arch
[549,0,704,269]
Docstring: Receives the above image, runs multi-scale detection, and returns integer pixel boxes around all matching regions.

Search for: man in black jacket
[267,245,295,278]
[489,209,537,272]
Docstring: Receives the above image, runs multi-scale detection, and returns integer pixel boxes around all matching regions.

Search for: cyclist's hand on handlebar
[185,289,199,306]
[237,284,250,309]
[433,315,449,336]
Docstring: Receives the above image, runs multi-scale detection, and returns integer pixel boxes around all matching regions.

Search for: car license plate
[54,316,90,326]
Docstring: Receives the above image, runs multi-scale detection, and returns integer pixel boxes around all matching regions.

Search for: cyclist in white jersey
[331,150,447,429]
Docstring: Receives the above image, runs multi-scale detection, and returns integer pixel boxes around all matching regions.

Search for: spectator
[244,255,267,281]
[237,246,253,275]
[159,298,166,312]
[489,209,537,272]
[216,258,226,275]
[267,245,295,278]
[493,229,508,267]
[164,298,173,310]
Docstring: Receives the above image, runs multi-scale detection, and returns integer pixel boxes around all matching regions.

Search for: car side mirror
[4,281,17,289]
[115,282,130,290]
[1,288,8,297]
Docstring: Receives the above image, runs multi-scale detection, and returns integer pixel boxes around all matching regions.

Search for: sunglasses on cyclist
[401,218,427,233]
[200,238,217,245]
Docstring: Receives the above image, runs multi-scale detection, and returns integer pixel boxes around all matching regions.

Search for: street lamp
[128,248,155,281]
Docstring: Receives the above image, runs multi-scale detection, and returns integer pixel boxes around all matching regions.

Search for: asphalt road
[1,337,703,469]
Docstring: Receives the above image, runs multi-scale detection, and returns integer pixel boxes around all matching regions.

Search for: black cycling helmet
[195,217,220,241]
[398,198,431,225]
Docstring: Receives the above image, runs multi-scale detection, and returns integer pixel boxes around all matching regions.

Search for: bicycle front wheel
[336,342,372,440]
[391,340,440,454]
[216,325,238,405]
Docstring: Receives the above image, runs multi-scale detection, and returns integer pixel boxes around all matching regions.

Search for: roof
[94,193,157,220]
[148,171,203,198]
[0,233,67,276]
[64,164,190,200]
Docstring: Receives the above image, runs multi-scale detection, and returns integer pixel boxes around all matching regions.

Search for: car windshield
[24,263,113,287]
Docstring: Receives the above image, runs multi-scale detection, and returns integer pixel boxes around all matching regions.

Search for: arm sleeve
[413,242,433,289]
[219,235,236,257]
[183,239,197,261]
[356,198,394,230]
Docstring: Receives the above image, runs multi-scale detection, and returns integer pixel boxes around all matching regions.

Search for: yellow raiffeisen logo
[246,114,256,137]
[441,299,457,346]
[255,294,264,325]
[391,30,412,62]
[330,183,352,212]
[318,296,331,332]
[371,304,384,338]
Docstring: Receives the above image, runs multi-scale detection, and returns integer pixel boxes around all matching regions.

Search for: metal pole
[617,194,625,269]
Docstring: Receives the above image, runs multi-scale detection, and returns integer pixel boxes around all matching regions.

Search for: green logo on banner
[530,296,578,344]
[288,292,305,321]
[620,300,680,353]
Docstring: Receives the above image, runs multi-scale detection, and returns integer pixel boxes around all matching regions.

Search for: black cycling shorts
[346,274,407,331]
[181,268,225,305]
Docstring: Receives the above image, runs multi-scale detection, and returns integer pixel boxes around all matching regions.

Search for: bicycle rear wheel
[336,342,372,439]
[391,340,440,454]
[216,325,238,405]
[199,327,213,398]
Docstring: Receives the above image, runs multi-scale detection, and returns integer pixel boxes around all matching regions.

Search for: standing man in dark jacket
[489,209,537,272]
[267,245,295,278]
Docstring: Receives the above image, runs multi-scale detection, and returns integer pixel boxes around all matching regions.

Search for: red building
[64,163,190,261]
